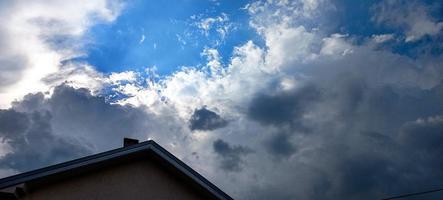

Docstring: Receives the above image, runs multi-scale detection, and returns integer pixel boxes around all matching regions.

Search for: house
[0,138,233,200]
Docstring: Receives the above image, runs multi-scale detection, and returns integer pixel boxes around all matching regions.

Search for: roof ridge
[0,140,233,200]
[0,140,155,186]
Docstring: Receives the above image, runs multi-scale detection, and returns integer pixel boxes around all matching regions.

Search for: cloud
[189,107,228,131]
[192,13,234,46]
[0,84,153,175]
[196,13,231,37]
[399,115,443,154]
[372,0,443,42]
[213,139,252,172]
[0,108,89,172]
[39,85,150,151]
[247,84,320,127]
[0,0,123,108]
[371,33,395,43]
[139,34,145,44]
[107,71,139,84]
[201,48,224,76]
[263,131,297,158]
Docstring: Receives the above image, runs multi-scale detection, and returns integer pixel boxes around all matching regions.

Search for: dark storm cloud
[239,72,443,199]
[264,132,296,158]
[0,109,29,137]
[0,109,89,171]
[11,92,46,112]
[39,85,149,150]
[322,81,443,200]
[213,139,252,172]
[330,115,443,200]
[398,116,443,179]
[335,154,398,199]
[189,107,228,131]
[246,84,318,159]
[0,84,150,174]
[399,116,443,153]
[247,84,320,126]
[329,77,443,134]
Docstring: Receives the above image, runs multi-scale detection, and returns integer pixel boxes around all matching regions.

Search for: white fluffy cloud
[192,13,233,45]
[371,33,395,43]
[0,0,123,108]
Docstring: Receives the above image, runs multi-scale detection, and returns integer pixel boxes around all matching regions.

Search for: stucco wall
[20,158,209,200]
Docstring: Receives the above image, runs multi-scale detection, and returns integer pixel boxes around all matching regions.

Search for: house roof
[0,140,233,200]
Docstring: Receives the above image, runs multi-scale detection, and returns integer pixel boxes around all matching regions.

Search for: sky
[0,0,442,199]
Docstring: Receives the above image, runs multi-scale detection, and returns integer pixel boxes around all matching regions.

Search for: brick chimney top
[123,138,139,147]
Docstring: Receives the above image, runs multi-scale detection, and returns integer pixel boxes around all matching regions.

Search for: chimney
[123,138,139,147]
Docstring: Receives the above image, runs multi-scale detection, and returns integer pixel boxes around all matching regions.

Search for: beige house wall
[20,158,209,200]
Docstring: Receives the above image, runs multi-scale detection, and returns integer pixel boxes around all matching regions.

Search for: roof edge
[0,140,233,200]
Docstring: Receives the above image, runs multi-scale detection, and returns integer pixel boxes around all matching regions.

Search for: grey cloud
[11,92,46,113]
[234,70,443,199]
[189,107,228,131]
[0,110,29,138]
[314,80,443,200]
[247,84,320,127]
[335,154,398,199]
[0,109,89,172]
[0,4,28,91]
[371,0,443,42]
[330,114,443,199]
[264,132,296,158]
[0,84,151,174]
[0,25,28,92]
[399,115,443,158]
[0,51,28,91]
[246,83,317,159]
[42,85,149,151]
[213,139,252,172]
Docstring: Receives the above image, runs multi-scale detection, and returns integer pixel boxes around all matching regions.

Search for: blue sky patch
[77,0,256,75]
